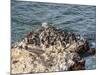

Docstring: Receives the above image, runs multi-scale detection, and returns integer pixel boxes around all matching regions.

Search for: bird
[42,22,48,28]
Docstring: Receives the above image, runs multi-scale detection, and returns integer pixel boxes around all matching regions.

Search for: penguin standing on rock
[71,33,77,42]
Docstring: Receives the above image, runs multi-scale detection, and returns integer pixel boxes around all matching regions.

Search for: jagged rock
[68,59,85,70]
[11,23,90,74]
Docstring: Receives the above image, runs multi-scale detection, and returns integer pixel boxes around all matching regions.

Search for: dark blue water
[11,0,96,70]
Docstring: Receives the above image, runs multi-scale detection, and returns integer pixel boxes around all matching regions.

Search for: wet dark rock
[88,48,96,55]
[68,59,85,70]
[83,39,90,51]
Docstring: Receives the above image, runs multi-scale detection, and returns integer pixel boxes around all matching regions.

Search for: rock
[68,59,85,70]
[88,48,96,55]
[75,40,90,54]
[11,23,91,74]
[83,39,90,51]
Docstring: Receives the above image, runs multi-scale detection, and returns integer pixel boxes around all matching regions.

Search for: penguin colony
[11,23,95,74]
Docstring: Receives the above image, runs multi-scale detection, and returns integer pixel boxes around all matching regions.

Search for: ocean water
[11,0,96,70]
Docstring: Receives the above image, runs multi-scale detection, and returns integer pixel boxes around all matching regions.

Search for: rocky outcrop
[11,23,94,74]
